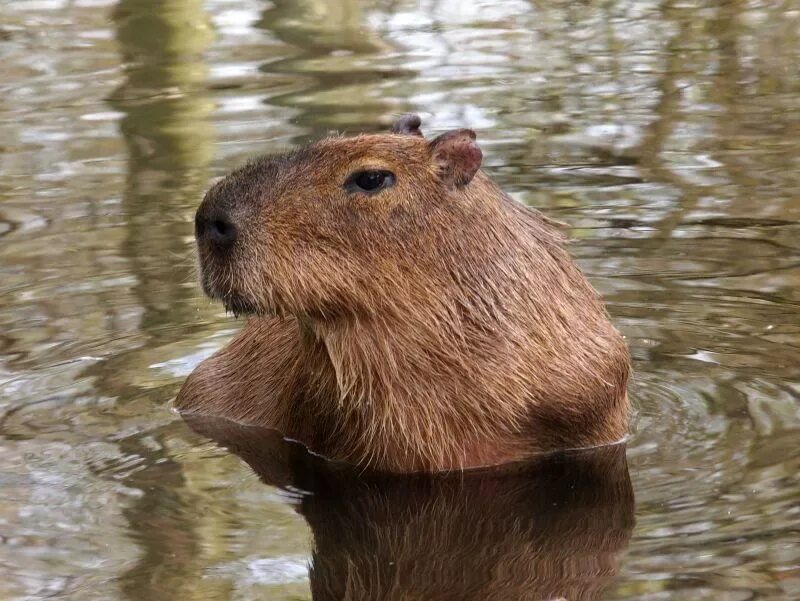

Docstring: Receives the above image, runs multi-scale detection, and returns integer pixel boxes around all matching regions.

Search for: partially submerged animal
[177,114,631,472]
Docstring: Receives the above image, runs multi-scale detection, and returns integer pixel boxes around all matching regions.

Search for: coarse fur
[177,116,631,472]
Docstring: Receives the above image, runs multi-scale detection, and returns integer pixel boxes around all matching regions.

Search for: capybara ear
[391,114,424,137]
[430,129,483,187]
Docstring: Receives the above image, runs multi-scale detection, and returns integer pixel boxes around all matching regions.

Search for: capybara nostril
[210,218,237,247]
[196,210,238,250]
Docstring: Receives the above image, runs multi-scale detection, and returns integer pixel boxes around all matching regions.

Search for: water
[1,0,798,599]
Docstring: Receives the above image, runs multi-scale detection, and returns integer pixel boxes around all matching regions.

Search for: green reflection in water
[107,2,224,600]
[0,0,799,599]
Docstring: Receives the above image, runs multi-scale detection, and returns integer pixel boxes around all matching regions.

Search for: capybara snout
[194,125,486,320]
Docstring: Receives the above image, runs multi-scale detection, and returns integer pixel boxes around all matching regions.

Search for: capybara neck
[178,114,631,472]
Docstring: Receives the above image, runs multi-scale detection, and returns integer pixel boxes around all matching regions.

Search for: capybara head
[195,116,487,319]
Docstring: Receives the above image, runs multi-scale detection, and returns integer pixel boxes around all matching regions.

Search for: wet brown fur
[177,117,631,472]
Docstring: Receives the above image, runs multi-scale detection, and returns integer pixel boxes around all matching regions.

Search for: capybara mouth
[198,265,264,317]
[222,293,262,318]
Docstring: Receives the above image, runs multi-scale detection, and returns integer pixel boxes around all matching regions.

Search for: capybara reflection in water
[183,414,635,601]
[177,114,631,472]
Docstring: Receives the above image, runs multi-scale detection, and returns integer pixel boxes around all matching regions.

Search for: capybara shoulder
[178,114,631,472]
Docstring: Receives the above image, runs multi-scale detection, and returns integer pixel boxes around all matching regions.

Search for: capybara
[177,114,631,472]
[183,413,635,601]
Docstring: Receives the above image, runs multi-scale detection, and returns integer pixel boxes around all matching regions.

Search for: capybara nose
[196,209,238,251]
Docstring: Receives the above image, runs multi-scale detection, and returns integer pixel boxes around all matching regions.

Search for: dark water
[1,1,799,599]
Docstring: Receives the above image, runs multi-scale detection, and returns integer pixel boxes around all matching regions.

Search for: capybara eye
[345,170,396,194]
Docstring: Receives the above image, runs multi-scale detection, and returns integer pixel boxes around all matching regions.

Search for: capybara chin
[177,114,631,473]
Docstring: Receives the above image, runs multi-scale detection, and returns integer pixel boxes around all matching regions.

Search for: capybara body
[177,115,631,472]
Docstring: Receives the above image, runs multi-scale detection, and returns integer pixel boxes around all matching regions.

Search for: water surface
[1,1,799,599]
